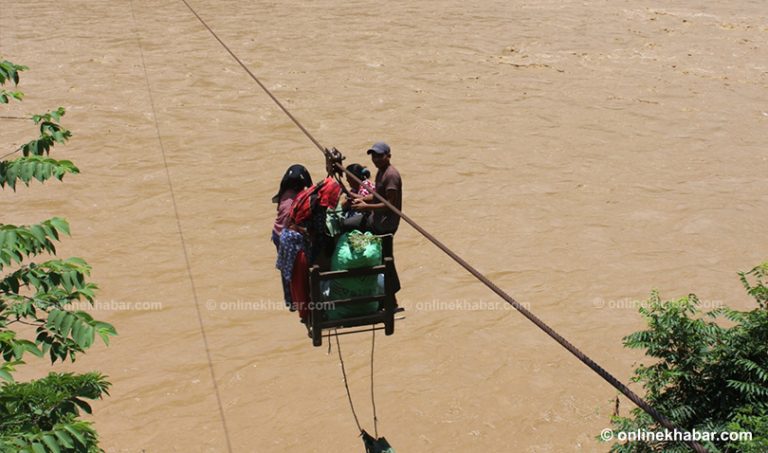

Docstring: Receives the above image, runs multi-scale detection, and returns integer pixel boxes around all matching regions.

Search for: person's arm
[352,189,397,211]
[346,191,366,200]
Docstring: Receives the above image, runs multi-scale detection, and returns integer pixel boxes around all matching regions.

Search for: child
[345,163,375,198]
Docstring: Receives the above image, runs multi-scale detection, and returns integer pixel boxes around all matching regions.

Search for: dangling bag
[361,430,395,453]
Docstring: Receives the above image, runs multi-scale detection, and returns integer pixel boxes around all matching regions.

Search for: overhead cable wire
[179,0,325,153]
[130,1,233,452]
[178,2,707,451]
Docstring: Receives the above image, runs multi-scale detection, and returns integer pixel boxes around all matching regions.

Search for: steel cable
[178,2,707,451]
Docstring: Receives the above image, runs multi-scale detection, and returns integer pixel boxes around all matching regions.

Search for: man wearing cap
[352,142,403,235]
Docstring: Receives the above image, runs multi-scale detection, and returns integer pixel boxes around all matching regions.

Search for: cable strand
[179,0,325,153]
[131,2,234,452]
[178,2,706,451]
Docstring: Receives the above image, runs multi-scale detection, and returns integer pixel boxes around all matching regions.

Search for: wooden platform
[307,235,397,347]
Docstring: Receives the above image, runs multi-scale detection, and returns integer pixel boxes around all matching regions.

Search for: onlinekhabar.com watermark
[600,428,752,443]
[69,299,164,312]
[205,299,335,312]
[591,297,724,311]
[203,298,530,312]
[62,298,532,313]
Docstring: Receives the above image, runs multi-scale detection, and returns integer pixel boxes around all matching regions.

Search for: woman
[272,164,312,308]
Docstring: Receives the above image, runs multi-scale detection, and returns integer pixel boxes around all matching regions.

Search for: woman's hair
[272,164,312,203]
[345,163,370,181]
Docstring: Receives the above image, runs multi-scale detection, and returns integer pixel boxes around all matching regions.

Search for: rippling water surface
[1,0,767,451]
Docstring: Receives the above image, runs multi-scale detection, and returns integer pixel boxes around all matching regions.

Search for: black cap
[366,142,391,155]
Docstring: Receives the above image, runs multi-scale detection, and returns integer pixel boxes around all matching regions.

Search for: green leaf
[72,397,93,414]
[62,425,86,446]
[0,368,14,382]
[30,224,47,244]
[20,161,35,183]
[75,311,94,323]
[11,344,23,360]
[30,443,46,453]
[94,321,117,346]
[23,341,43,357]
[60,272,73,292]
[81,325,94,349]
[49,217,70,236]
[60,313,75,338]
[71,317,83,339]
[41,435,60,453]
[52,430,73,449]
[46,309,66,329]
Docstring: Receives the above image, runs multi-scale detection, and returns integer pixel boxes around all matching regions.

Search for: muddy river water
[1,0,767,451]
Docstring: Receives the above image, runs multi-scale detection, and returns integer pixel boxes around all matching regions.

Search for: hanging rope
[335,330,363,434]
[370,329,379,438]
[178,2,707,451]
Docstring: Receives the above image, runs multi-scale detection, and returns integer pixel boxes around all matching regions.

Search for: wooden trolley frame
[307,234,397,347]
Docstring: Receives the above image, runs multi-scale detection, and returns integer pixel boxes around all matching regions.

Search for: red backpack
[289,177,341,226]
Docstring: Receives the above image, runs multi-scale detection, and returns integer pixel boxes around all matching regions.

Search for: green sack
[327,231,382,320]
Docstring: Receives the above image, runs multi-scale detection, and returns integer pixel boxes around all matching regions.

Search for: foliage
[0,373,109,452]
[1,59,116,452]
[0,106,77,191]
[604,263,768,452]
[0,60,27,104]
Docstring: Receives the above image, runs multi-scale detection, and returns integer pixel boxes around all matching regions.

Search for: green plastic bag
[327,231,383,320]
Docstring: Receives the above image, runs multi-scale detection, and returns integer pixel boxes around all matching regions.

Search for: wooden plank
[323,294,386,307]
[319,312,387,330]
[318,265,386,280]
[383,256,395,335]
[309,265,323,347]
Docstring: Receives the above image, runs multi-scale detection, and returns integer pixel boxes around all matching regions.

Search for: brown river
[2,0,767,451]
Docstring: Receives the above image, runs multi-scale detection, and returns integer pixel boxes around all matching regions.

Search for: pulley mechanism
[324,147,345,177]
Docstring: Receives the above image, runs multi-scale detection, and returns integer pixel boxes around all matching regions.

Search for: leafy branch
[603,263,768,452]
[0,60,27,105]
[0,156,79,190]
[0,219,71,271]
[0,372,109,452]
[20,108,72,158]
[1,58,116,451]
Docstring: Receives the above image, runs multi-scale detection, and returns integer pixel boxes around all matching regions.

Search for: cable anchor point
[324,147,345,176]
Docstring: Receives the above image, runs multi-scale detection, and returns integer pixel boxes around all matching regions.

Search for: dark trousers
[380,234,401,294]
